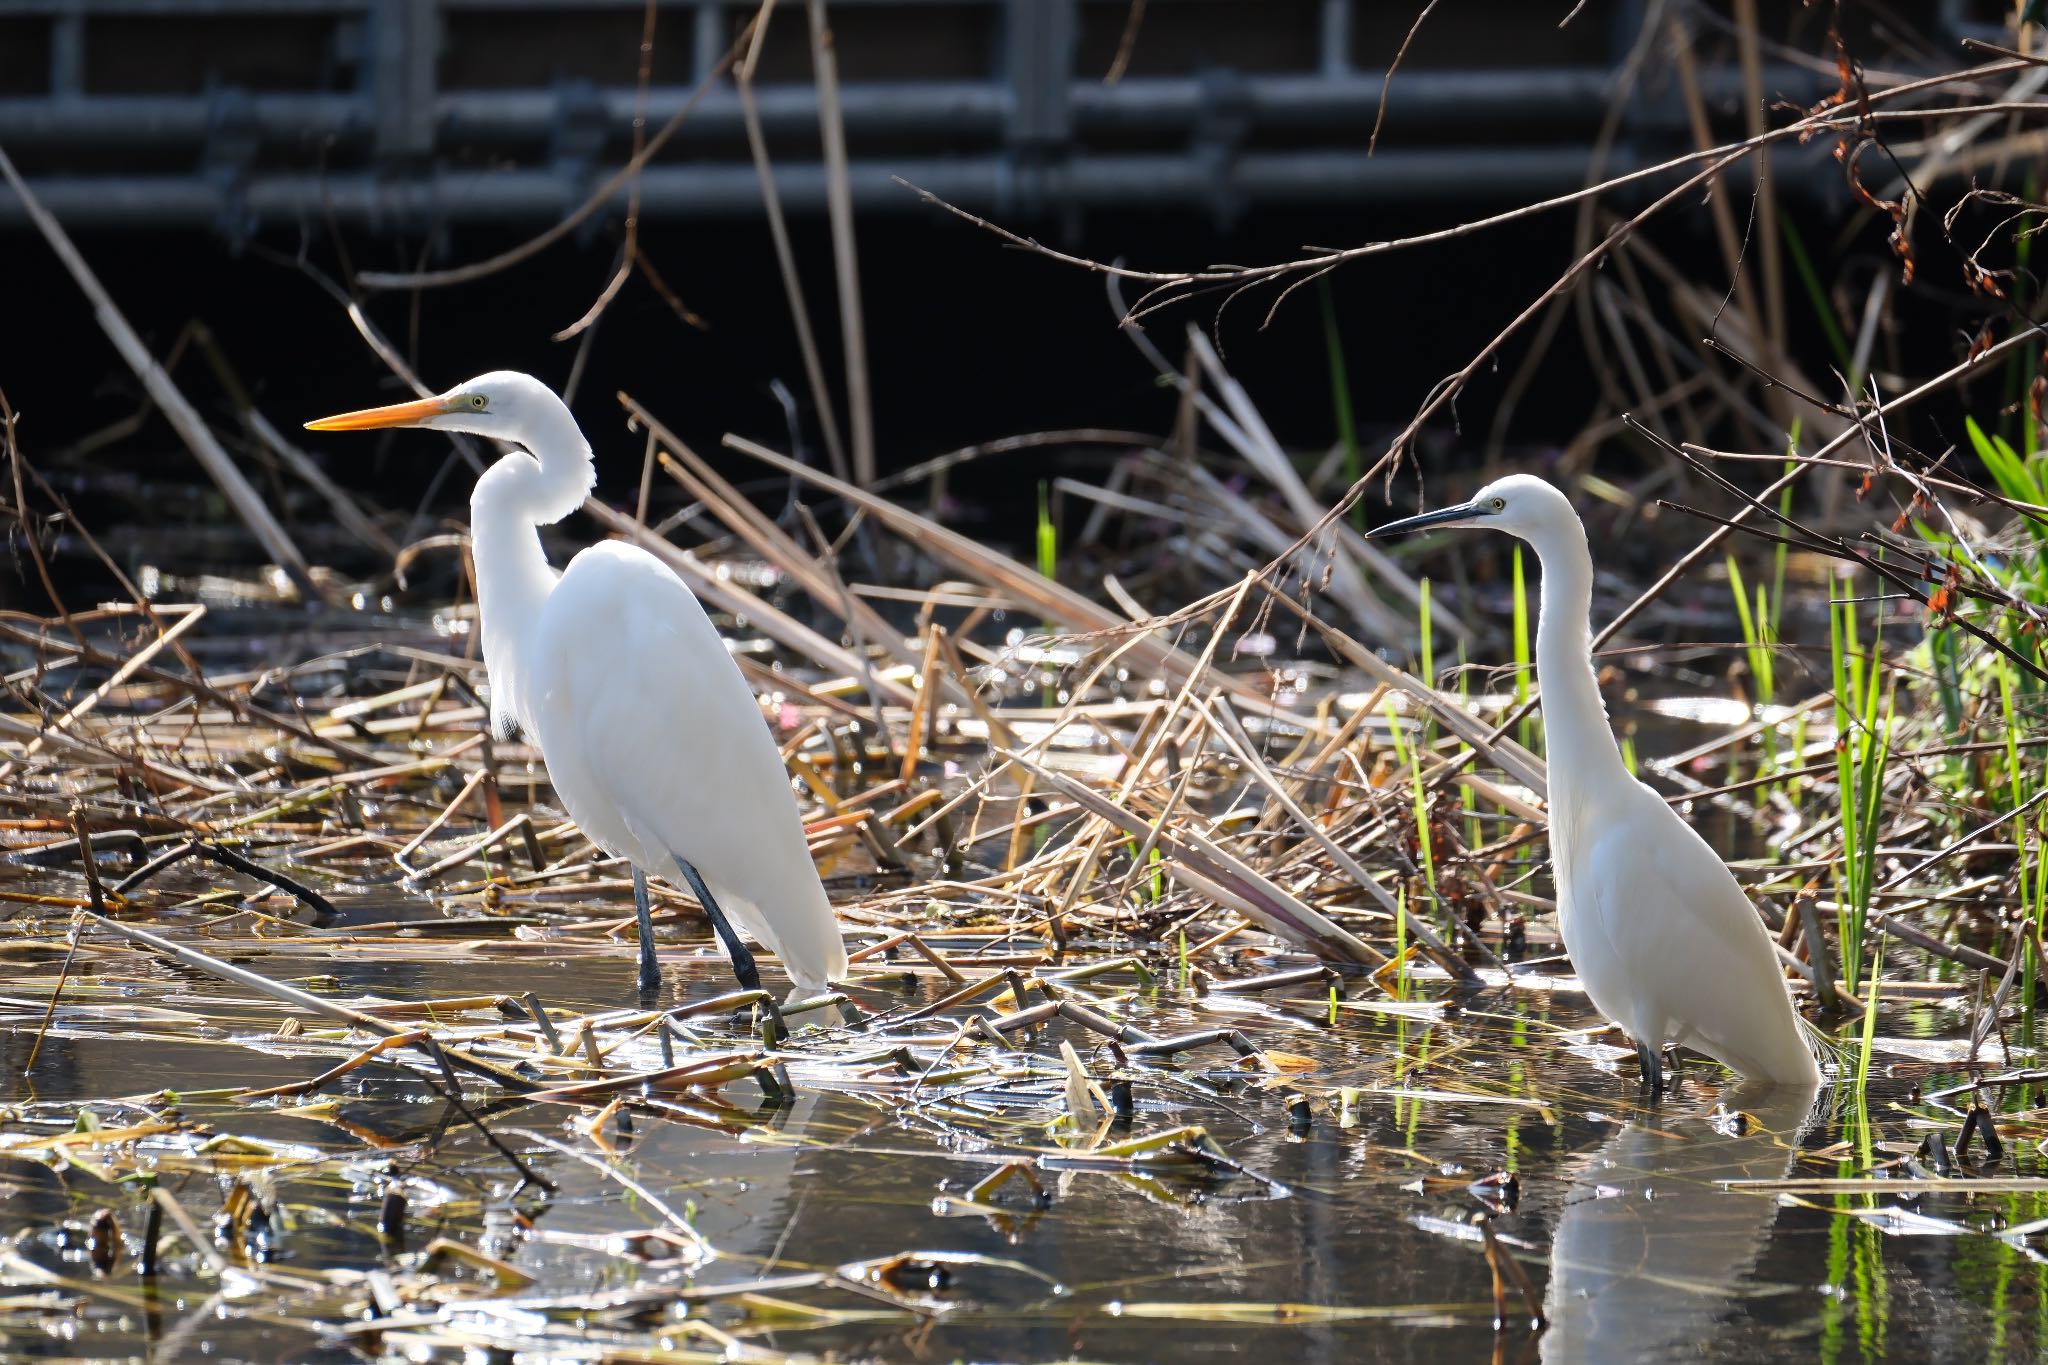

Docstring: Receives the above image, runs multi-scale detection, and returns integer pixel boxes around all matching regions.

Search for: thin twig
[1370,0,1444,156]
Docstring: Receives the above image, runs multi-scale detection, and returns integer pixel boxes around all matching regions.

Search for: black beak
[1364,501,1489,539]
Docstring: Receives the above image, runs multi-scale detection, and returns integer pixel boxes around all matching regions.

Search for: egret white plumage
[306,372,848,1011]
[1368,475,1820,1088]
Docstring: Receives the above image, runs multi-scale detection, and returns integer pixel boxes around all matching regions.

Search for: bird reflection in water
[1542,1079,1821,1361]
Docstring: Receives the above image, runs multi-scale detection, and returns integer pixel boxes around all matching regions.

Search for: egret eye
[469,395,488,411]
[1490,497,1506,511]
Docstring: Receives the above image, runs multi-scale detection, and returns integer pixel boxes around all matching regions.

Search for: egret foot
[631,867,661,998]
[1634,1039,1665,1094]
[674,857,788,1038]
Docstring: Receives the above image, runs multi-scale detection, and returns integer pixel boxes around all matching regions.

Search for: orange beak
[304,395,452,432]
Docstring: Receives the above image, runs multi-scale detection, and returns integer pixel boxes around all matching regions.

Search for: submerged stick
[22,911,84,1074]
[78,913,533,1092]
[114,840,339,921]
[1479,1215,1546,1329]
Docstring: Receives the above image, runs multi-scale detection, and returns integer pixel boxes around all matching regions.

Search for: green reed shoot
[1456,639,1480,851]
[1038,481,1058,703]
[1415,576,1467,857]
[1036,480,1058,586]
[1770,435,1798,632]
[1966,417,2048,580]
[1383,699,1439,913]
[1855,928,1885,1095]
[1727,553,1779,785]
[1956,417,2048,675]
[1122,836,1164,906]
[1828,588,1853,962]
[1830,587,1890,995]
[2001,665,2026,815]
[1851,680,1894,995]
[1727,554,1774,709]
[1779,211,1855,378]
[2023,822,2039,1035]
[1967,414,2042,500]
[2007,662,2044,1031]
[2023,820,2044,1036]
[1394,885,1411,999]
[1512,545,1534,753]
[1418,577,1434,686]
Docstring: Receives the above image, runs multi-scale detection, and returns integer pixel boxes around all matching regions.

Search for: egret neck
[1526,511,1629,813]
[467,404,597,736]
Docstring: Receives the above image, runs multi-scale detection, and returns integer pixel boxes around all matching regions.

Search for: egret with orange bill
[308,373,848,1012]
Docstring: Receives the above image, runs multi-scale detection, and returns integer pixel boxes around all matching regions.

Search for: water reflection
[1543,1079,1820,1361]
[8,929,2037,1363]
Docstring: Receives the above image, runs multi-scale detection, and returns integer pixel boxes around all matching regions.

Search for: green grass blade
[1319,279,1362,526]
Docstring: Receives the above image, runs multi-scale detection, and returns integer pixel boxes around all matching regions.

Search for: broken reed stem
[736,1,850,484]
[22,911,85,1075]
[1479,1215,1546,1329]
[805,0,875,486]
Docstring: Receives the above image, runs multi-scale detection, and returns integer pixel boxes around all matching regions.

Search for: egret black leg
[674,857,787,1035]
[1634,1039,1664,1094]
[632,867,661,996]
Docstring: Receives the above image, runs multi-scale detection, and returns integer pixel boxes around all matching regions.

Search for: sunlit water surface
[1,933,2040,1364]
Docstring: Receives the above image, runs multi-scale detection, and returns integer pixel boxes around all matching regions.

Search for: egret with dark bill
[1368,475,1819,1088]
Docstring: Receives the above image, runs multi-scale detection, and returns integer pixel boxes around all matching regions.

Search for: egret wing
[1574,786,1815,1082]
[523,542,846,990]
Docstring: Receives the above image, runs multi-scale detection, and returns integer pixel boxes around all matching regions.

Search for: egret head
[1364,473,1579,545]
[305,371,564,443]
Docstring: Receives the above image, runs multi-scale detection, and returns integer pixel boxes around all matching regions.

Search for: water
[1,932,2038,1363]
[0,591,2039,1363]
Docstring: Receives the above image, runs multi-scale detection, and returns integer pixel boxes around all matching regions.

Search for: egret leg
[631,867,661,996]
[674,857,787,1035]
[1634,1039,1664,1094]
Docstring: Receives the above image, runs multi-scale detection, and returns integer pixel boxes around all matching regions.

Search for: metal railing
[0,0,1975,235]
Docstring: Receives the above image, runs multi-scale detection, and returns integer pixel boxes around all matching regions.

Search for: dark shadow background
[0,0,2017,606]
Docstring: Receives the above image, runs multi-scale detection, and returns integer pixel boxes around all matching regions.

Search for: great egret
[306,372,848,1009]
[1368,475,1820,1088]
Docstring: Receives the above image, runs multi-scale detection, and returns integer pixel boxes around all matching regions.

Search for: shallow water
[1,595,2040,1362]
[1,929,2040,1364]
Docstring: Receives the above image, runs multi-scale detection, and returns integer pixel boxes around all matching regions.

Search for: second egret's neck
[468,409,597,731]
[1527,515,1628,799]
